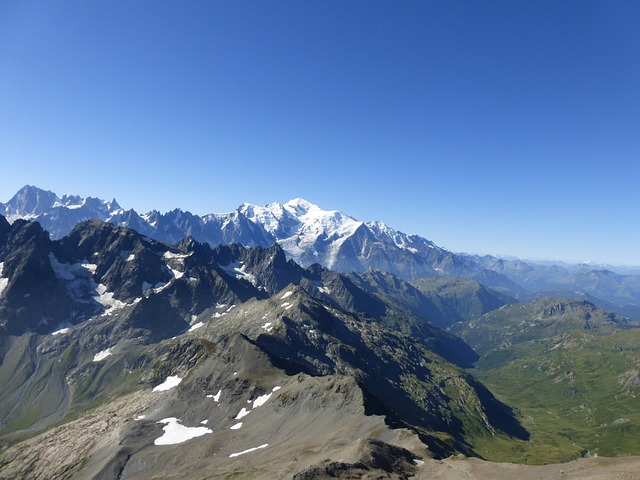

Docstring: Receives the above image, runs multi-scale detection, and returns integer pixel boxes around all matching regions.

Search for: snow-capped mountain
[0,186,519,291]
[1,185,126,239]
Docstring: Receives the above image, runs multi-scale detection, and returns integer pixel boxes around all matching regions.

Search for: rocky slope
[0,215,531,478]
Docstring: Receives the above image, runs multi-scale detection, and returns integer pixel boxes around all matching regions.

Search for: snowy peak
[5,185,59,217]
[282,197,318,216]
[1,187,516,289]
[3,186,124,238]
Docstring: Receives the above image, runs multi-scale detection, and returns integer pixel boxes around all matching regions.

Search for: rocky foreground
[1,383,638,480]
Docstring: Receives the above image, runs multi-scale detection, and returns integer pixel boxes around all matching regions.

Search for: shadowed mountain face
[0,215,530,478]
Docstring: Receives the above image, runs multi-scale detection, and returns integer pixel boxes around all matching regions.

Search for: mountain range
[4,185,640,322]
[0,213,528,478]
[2,186,640,477]
[0,186,522,292]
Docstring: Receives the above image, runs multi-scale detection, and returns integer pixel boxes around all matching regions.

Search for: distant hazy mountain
[465,253,640,319]
[1,185,520,292]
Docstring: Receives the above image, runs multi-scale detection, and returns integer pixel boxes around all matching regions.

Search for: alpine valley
[1,186,640,479]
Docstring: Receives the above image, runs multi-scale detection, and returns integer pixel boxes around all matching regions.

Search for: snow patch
[0,263,8,298]
[207,389,222,402]
[261,322,273,332]
[80,262,97,274]
[252,392,273,408]
[154,417,212,445]
[162,251,192,260]
[230,422,242,430]
[281,302,293,310]
[169,268,184,280]
[229,443,268,458]
[52,327,70,336]
[49,254,131,312]
[188,322,204,332]
[93,348,112,362]
[153,375,182,392]
[201,419,208,425]
[281,290,293,299]
[95,283,127,310]
[235,408,250,420]
[219,261,259,287]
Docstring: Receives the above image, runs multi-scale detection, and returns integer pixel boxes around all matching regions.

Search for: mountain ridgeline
[4,185,640,322]
[0,186,522,293]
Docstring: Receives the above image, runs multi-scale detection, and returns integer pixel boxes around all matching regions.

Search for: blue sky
[1,1,639,264]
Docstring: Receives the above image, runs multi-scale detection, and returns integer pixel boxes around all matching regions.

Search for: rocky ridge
[0,214,530,477]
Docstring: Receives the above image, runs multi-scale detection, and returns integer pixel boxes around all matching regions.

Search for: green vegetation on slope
[453,297,640,464]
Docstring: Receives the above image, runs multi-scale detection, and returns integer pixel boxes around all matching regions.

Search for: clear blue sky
[1,1,639,265]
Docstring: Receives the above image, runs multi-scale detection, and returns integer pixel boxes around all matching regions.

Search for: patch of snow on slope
[95,284,127,310]
[93,348,112,362]
[208,389,222,402]
[0,263,8,297]
[252,392,273,408]
[229,443,268,458]
[230,422,242,430]
[166,266,184,280]
[281,290,293,299]
[153,375,182,392]
[162,251,192,260]
[188,322,204,332]
[162,251,190,280]
[52,327,70,336]
[261,322,273,332]
[49,254,129,311]
[219,261,258,287]
[235,408,250,420]
[154,418,212,445]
